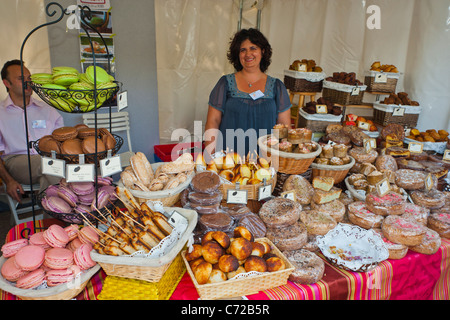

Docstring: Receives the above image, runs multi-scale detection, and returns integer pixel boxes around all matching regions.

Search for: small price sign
[376,178,390,197]
[374,73,388,83]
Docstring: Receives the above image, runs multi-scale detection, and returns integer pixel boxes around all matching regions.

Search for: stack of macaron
[0,224,98,290]
[30,65,118,113]
[40,177,116,223]
[36,124,117,163]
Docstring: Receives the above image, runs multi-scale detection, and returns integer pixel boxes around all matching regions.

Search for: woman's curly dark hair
[227,28,272,72]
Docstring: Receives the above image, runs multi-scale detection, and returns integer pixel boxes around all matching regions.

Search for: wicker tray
[298,108,343,133]
[344,177,366,201]
[373,102,422,127]
[283,70,326,92]
[310,156,355,184]
[258,135,322,174]
[0,258,100,300]
[90,207,197,282]
[121,162,195,206]
[32,133,123,164]
[219,171,277,201]
[322,80,367,105]
[181,237,294,300]
[364,71,400,93]
[97,254,186,300]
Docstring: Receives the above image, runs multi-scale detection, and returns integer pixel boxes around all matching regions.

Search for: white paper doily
[317,223,389,272]
[284,70,327,82]
[323,80,367,93]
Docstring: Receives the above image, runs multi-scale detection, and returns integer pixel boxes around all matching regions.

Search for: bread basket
[90,207,197,282]
[0,260,100,300]
[258,135,322,174]
[121,162,195,206]
[219,171,277,201]
[310,156,355,184]
[181,237,294,300]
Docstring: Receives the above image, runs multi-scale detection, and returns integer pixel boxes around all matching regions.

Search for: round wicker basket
[123,162,195,206]
[257,135,322,175]
[310,156,355,184]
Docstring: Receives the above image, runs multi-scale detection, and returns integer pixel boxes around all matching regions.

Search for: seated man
[0,59,64,203]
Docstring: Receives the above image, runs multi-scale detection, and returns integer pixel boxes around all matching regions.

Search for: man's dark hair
[227,28,272,72]
[1,59,24,81]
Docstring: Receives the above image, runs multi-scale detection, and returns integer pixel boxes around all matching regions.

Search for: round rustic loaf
[265,221,308,251]
[299,210,337,236]
[347,201,384,229]
[283,249,325,284]
[365,191,406,216]
[282,174,314,205]
[381,215,426,246]
[258,197,302,228]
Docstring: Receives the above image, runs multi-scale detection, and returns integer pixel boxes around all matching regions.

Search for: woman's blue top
[208,74,291,156]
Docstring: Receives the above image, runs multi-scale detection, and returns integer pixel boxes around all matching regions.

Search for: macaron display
[0,224,97,292]
[56,185,79,207]
[30,65,118,113]
[78,226,99,245]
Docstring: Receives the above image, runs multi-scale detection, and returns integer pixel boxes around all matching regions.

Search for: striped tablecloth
[1,220,449,300]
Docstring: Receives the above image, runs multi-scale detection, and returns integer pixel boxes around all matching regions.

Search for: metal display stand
[18,2,121,236]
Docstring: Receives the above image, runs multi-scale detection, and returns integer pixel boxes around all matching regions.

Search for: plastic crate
[154,142,204,162]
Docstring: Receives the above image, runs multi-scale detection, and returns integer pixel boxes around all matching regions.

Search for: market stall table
[1,219,449,300]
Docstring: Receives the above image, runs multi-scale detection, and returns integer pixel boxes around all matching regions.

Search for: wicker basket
[283,70,326,92]
[0,260,100,300]
[310,156,355,184]
[258,135,322,175]
[219,172,277,201]
[322,80,367,105]
[372,102,422,127]
[297,108,343,133]
[181,238,294,300]
[90,207,197,282]
[97,254,185,300]
[364,71,400,93]
[123,162,195,206]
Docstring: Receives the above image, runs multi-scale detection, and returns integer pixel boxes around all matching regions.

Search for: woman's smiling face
[239,39,263,70]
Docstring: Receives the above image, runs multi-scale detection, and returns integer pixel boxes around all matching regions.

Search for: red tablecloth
[1,220,449,300]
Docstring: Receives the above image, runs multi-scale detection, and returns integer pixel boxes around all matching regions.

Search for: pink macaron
[73,243,96,270]
[46,265,81,287]
[43,224,70,248]
[16,268,46,289]
[99,185,117,201]
[13,245,45,271]
[64,225,79,241]
[44,247,74,270]
[96,176,113,186]
[90,189,111,211]
[1,256,29,282]
[57,185,78,207]
[77,191,95,206]
[1,238,29,258]
[29,232,51,250]
[69,181,95,196]
[78,226,99,245]
[45,184,60,197]
[67,237,83,252]
[42,196,73,214]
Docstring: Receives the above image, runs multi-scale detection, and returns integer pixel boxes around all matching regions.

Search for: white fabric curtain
[155,0,450,144]
[0,0,52,102]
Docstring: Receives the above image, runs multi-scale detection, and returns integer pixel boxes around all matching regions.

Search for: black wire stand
[18,2,120,237]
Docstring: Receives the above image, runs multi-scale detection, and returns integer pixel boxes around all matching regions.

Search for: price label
[280,190,296,201]
[425,173,434,192]
[316,104,328,114]
[166,210,188,228]
[392,107,405,116]
[408,141,424,154]
[100,155,122,177]
[296,63,307,72]
[443,149,450,162]
[374,73,388,83]
[376,178,390,197]
[358,121,371,131]
[227,189,248,205]
[118,91,128,111]
[258,184,272,201]
[41,157,66,178]
[66,163,95,182]
[351,87,360,96]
